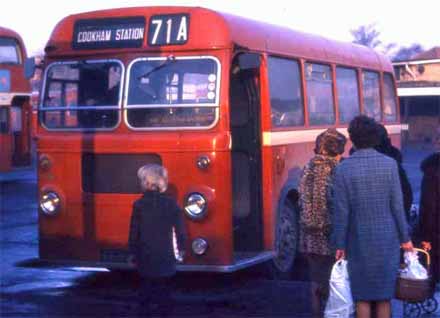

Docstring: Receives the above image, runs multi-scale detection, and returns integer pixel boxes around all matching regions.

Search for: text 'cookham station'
[77,28,145,43]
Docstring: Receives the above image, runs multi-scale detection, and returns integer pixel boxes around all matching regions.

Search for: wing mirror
[24,57,37,79]
[238,53,261,70]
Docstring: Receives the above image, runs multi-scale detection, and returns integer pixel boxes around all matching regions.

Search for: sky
[1,0,438,56]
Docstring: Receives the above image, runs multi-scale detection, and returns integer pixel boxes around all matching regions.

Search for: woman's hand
[421,241,432,251]
[401,241,414,252]
[335,249,345,260]
[176,251,185,263]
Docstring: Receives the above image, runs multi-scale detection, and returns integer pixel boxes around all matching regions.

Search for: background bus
[31,7,401,275]
[0,26,32,172]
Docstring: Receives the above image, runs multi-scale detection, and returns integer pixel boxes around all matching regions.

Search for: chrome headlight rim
[39,191,61,216]
[184,192,207,220]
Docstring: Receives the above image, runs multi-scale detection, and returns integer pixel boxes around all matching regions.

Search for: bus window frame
[361,69,381,122]
[334,65,361,125]
[304,60,336,127]
[357,67,364,116]
[379,72,385,123]
[266,55,306,130]
[381,72,399,123]
[39,59,124,132]
[124,55,221,131]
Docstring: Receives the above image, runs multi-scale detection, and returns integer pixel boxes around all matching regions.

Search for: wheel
[403,302,422,318]
[421,297,438,314]
[269,199,298,280]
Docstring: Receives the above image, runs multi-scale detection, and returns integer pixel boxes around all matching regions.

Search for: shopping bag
[396,249,433,302]
[324,260,355,318]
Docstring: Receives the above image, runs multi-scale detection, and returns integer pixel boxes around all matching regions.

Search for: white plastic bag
[324,260,355,318]
[399,251,428,280]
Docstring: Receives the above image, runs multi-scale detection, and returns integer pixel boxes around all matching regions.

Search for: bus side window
[306,63,335,126]
[0,107,9,133]
[268,56,304,127]
[336,67,360,124]
[383,73,397,122]
[362,71,381,121]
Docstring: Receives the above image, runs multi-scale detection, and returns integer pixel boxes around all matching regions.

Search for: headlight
[192,238,208,255]
[40,192,61,216]
[184,193,207,219]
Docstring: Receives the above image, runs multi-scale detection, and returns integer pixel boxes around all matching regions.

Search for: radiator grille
[82,153,162,193]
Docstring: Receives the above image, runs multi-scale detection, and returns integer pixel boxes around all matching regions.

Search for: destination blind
[73,17,146,49]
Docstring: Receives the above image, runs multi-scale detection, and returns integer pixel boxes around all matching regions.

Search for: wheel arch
[276,167,302,215]
[270,167,302,276]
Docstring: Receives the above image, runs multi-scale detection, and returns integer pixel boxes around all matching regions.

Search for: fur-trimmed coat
[298,155,339,256]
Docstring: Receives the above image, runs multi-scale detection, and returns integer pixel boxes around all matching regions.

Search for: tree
[350,23,382,49]
[350,24,424,61]
[392,44,424,62]
[350,24,397,55]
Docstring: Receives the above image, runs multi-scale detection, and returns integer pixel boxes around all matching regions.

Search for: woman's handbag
[324,260,355,318]
[396,248,434,303]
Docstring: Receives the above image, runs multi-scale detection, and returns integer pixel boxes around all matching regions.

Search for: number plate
[148,14,190,46]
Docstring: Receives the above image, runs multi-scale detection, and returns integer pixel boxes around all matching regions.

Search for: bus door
[230,53,263,253]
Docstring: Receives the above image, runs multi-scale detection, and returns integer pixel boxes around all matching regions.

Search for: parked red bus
[30,7,401,274]
[0,27,32,172]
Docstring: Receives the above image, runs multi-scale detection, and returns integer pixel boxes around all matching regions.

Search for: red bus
[0,27,32,172]
[30,7,401,274]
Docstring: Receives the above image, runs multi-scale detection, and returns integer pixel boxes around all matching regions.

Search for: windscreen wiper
[137,55,176,79]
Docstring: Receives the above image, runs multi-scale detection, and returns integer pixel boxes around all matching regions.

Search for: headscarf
[314,128,347,156]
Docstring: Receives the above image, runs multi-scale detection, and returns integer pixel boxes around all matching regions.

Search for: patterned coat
[299,155,339,256]
[332,149,410,301]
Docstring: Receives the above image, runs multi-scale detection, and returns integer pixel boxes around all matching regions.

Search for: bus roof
[0,26,21,40]
[46,6,392,72]
[0,26,28,60]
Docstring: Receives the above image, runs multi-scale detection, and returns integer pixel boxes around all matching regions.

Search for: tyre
[268,199,298,280]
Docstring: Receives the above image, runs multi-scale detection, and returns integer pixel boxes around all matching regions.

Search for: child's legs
[140,277,154,305]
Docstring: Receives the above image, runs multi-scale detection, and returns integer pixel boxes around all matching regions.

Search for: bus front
[36,7,272,272]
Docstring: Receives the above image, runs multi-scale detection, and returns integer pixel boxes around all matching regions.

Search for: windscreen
[126,56,219,128]
[0,37,20,64]
[40,60,122,129]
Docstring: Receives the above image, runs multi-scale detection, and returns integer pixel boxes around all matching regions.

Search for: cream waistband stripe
[262,125,402,146]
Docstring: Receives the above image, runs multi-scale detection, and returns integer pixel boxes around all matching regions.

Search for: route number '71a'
[148,14,190,46]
